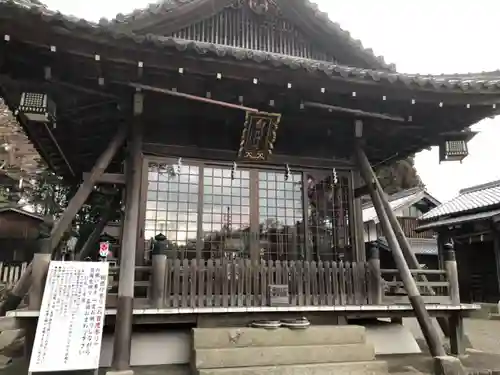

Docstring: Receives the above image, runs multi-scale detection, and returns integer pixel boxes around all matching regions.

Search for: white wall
[99,330,191,367]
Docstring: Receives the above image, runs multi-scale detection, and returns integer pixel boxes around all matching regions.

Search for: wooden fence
[153,259,377,308]
[0,261,27,286]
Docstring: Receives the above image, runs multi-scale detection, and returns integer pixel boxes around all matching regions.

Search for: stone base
[105,370,134,375]
[434,356,466,375]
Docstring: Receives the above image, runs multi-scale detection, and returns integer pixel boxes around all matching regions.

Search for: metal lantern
[438,131,476,163]
[18,92,56,123]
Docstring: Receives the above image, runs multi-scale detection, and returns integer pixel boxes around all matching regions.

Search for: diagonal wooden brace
[0,126,127,316]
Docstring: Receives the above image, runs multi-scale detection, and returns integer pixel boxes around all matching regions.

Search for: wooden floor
[7,303,480,318]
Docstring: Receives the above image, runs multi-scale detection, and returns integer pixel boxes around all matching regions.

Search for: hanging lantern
[18,92,56,123]
[438,131,476,163]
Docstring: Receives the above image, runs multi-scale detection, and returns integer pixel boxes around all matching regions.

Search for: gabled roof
[107,0,395,71]
[2,0,500,92]
[363,187,440,223]
[0,204,51,222]
[419,180,500,221]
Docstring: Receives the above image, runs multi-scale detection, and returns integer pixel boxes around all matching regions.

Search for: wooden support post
[110,92,143,373]
[449,312,465,356]
[445,243,465,355]
[28,230,51,310]
[368,243,382,305]
[351,171,366,262]
[0,126,127,316]
[150,234,167,308]
[445,243,460,305]
[355,141,446,358]
[357,130,452,337]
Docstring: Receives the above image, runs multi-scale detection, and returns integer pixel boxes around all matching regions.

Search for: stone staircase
[192,325,389,375]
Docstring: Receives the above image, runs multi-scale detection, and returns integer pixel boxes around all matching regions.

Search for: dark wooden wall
[0,211,42,239]
[0,211,43,262]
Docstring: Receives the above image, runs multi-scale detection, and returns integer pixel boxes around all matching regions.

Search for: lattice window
[145,163,199,260]
[258,171,304,261]
[202,167,251,260]
[306,171,351,261]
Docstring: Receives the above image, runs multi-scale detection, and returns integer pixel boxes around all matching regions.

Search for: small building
[0,205,49,262]
[363,187,440,269]
[417,180,500,303]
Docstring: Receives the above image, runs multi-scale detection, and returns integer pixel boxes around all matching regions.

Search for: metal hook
[176,157,183,175]
[231,162,237,181]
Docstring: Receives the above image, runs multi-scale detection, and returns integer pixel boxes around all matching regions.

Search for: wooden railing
[0,261,27,286]
[397,217,435,239]
[156,259,376,308]
[381,268,451,304]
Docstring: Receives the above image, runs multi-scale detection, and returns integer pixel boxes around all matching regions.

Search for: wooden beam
[125,82,260,113]
[82,172,125,185]
[353,183,375,198]
[50,128,127,251]
[304,101,406,122]
[143,143,355,169]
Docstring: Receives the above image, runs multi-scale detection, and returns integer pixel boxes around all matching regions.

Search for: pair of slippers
[250,317,310,330]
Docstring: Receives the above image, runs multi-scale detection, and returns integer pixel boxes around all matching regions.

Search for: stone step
[198,361,389,375]
[195,343,376,369]
[193,326,366,349]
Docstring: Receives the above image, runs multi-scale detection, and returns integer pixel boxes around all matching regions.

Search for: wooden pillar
[110,92,143,372]
[368,243,382,305]
[445,243,460,305]
[444,242,464,355]
[150,234,167,308]
[250,169,260,262]
[28,230,51,310]
[0,127,127,316]
[24,228,51,363]
[355,141,446,358]
[351,171,366,262]
[449,311,465,356]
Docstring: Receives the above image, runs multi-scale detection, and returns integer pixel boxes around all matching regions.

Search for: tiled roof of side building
[420,180,500,221]
[362,187,440,223]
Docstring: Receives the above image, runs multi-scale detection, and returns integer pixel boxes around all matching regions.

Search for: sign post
[29,261,109,373]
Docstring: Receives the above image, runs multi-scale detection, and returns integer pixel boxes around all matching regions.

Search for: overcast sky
[41,0,500,203]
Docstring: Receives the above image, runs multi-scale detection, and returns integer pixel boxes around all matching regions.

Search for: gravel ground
[404,318,500,355]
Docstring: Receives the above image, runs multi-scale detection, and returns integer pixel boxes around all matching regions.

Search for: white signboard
[29,261,109,373]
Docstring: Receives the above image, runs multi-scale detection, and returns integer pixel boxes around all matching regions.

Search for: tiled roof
[420,180,500,221]
[362,187,439,223]
[3,0,500,92]
[375,237,437,255]
[417,208,500,231]
[107,0,396,71]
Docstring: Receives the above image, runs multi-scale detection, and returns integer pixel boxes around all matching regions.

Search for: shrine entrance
[142,157,353,263]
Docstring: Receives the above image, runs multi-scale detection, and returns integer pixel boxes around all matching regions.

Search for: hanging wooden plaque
[237,112,281,161]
